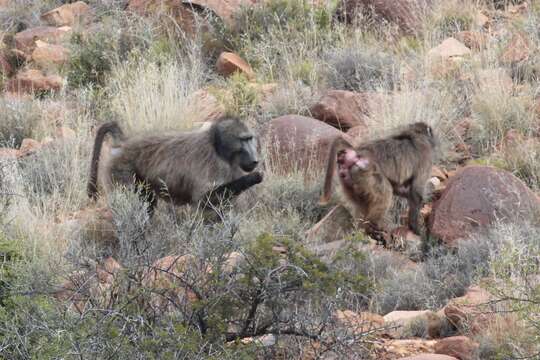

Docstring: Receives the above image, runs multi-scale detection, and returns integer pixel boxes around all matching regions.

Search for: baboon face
[337,149,371,187]
[214,118,259,172]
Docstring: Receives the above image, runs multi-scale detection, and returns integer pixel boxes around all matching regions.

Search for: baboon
[320,122,436,242]
[88,117,263,213]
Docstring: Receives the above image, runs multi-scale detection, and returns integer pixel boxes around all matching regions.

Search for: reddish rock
[310,90,370,131]
[41,1,91,27]
[431,166,447,180]
[216,52,254,79]
[346,124,370,140]
[126,0,201,34]
[455,31,486,51]
[429,166,540,245]
[434,336,479,360]
[0,148,19,159]
[473,11,489,29]
[306,205,354,243]
[142,255,200,313]
[188,89,226,125]
[401,355,458,360]
[500,32,529,64]
[428,38,471,60]
[260,115,346,176]
[334,310,385,335]
[5,69,63,93]
[19,138,42,156]
[337,0,427,34]
[443,286,496,333]
[14,26,71,54]
[31,41,69,68]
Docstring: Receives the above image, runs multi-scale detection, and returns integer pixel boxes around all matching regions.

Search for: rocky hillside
[0,0,539,359]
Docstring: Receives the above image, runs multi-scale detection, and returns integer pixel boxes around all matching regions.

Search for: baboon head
[213,118,259,172]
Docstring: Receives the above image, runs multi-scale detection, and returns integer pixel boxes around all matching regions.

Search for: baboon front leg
[201,172,263,208]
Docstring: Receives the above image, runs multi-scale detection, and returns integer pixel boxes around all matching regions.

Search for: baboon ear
[355,157,370,170]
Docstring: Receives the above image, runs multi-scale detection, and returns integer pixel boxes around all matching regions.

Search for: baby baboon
[88,117,263,213]
[320,122,436,242]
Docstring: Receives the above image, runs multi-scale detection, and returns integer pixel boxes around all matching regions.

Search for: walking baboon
[320,122,436,242]
[88,117,263,213]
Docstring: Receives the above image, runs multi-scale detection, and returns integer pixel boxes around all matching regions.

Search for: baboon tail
[87,122,125,200]
[319,136,352,205]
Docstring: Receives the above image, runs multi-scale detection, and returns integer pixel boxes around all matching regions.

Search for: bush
[0,98,42,148]
[323,44,400,91]
[67,14,154,88]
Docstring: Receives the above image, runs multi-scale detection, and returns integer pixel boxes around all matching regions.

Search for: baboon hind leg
[407,178,425,235]
[201,172,263,209]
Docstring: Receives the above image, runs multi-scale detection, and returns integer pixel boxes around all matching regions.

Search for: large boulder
[443,286,497,334]
[5,69,63,93]
[429,166,540,245]
[260,115,345,176]
[309,90,370,131]
[13,26,71,54]
[333,310,385,335]
[434,336,479,360]
[31,41,70,69]
[40,1,91,27]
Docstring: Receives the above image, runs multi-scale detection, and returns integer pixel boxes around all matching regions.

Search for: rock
[434,336,479,360]
[401,355,458,360]
[18,138,41,156]
[188,89,226,125]
[0,148,19,159]
[5,69,63,93]
[142,255,200,314]
[337,0,427,34]
[428,38,471,60]
[372,339,438,359]
[431,166,447,180]
[429,166,540,245]
[454,31,486,51]
[14,26,71,54]
[443,286,496,333]
[384,310,441,338]
[427,38,471,77]
[309,90,371,131]
[31,41,69,69]
[40,1,91,27]
[473,11,489,29]
[216,52,254,79]
[260,115,345,176]
[63,207,118,253]
[306,205,354,243]
[334,310,385,335]
[346,124,370,140]
[500,32,529,64]
[54,257,121,314]
[476,68,513,95]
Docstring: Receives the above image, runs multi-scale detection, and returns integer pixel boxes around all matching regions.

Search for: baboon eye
[240,135,253,141]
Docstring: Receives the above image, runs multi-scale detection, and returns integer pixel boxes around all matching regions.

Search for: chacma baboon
[320,122,437,242]
[88,117,263,213]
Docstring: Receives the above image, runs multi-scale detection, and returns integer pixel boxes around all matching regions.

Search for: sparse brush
[108,55,206,132]
[0,98,42,148]
[323,44,400,92]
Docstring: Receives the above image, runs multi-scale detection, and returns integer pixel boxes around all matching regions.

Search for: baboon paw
[249,171,264,184]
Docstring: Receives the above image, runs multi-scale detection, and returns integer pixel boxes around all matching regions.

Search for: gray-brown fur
[88,118,262,212]
[320,122,436,241]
